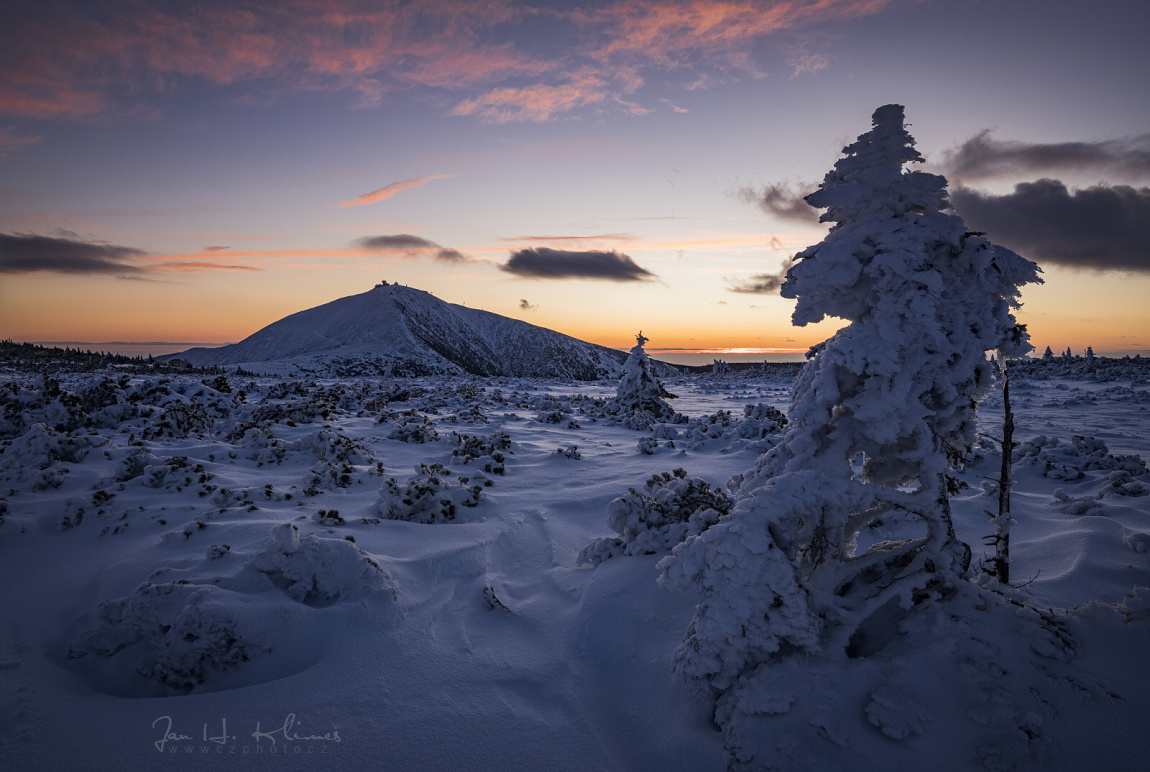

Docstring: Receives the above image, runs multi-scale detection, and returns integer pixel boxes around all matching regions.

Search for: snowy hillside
[169,283,670,380]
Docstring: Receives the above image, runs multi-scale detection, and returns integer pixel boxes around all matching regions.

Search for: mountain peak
[171,284,670,380]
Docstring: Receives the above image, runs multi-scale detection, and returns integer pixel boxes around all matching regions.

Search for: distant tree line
[0,340,259,377]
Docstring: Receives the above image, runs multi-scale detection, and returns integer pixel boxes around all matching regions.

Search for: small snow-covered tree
[1042,345,1054,361]
[611,332,677,421]
[659,105,1041,757]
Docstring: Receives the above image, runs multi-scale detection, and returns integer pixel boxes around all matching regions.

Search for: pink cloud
[452,75,611,123]
[0,1,898,122]
[0,126,40,155]
[339,175,450,208]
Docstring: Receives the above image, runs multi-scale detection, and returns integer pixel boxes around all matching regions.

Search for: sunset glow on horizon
[2,0,1148,358]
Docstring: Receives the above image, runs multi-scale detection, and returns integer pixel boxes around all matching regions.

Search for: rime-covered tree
[611,332,677,420]
[659,105,1041,754]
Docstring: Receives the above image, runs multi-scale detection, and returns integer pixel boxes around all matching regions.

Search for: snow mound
[69,581,271,692]
[248,523,393,605]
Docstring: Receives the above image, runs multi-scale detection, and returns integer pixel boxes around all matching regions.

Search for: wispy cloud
[502,247,656,281]
[340,175,449,207]
[203,245,230,252]
[354,233,468,261]
[727,257,796,294]
[0,126,40,156]
[789,53,828,77]
[0,1,901,123]
[952,179,1150,273]
[451,75,612,123]
[519,298,537,310]
[942,130,1150,181]
[736,181,819,222]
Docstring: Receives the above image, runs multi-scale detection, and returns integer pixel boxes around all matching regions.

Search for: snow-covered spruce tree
[659,105,1041,761]
[610,332,677,423]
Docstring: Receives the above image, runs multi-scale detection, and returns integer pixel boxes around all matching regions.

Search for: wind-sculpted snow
[0,362,1148,769]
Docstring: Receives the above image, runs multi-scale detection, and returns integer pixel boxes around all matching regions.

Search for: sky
[1,0,1148,359]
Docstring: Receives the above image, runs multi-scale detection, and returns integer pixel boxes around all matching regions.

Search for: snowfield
[1,364,1148,770]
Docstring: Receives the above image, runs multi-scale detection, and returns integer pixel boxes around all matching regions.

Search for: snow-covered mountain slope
[169,284,672,380]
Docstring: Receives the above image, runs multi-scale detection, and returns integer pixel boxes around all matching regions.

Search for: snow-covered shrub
[658,105,1042,765]
[248,523,392,605]
[141,401,212,439]
[114,448,161,482]
[578,469,731,566]
[0,423,87,483]
[387,415,440,444]
[735,403,787,439]
[313,508,346,526]
[292,427,371,465]
[233,426,287,465]
[1015,435,1147,480]
[376,463,483,523]
[556,444,582,460]
[450,431,511,474]
[1099,470,1150,498]
[70,581,268,691]
[56,496,87,531]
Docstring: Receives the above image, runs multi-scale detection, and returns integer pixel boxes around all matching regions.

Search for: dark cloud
[355,234,468,261]
[355,234,439,252]
[942,130,1150,181]
[501,247,656,281]
[951,179,1150,273]
[736,182,819,223]
[519,299,537,310]
[203,245,230,252]
[727,257,796,295]
[0,232,146,274]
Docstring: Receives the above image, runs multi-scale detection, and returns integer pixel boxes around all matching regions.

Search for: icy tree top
[776,103,1042,487]
[805,103,948,228]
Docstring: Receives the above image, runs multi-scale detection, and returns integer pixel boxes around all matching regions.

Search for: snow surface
[0,367,1148,770]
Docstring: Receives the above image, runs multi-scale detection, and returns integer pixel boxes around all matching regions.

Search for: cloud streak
[951,179,1150,273]
[942,130,1150,181]
[451,74,612,123]
[340,175,449,207]
[736,181,820,222]
[727,257,796,294]
[354,233,468,261]
[501,247,656,281]
[0,233,266,275]
[0,233,146,275]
